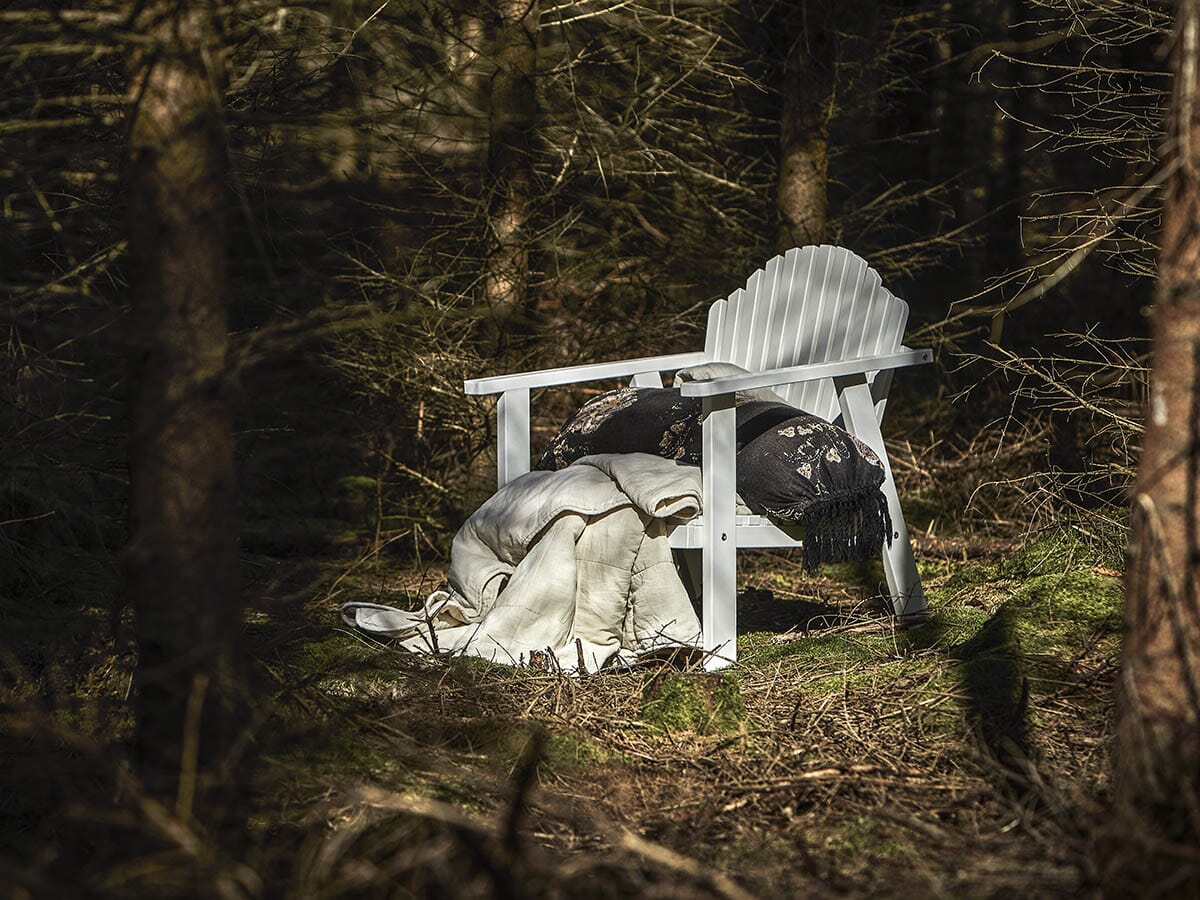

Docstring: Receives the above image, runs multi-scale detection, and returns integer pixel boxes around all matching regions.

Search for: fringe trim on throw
[799,487,893,572]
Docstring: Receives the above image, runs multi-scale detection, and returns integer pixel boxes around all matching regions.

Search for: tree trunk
[1114,0,1200,859]
[328,0,372,180]
[988,0,1026,278]
[485,0,539,334]
[124,0,240,815]
[776,4,835,251]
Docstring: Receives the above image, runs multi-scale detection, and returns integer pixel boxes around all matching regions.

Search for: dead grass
[194,518,1128,900]
[0,519,1158,899]
[0,427,1176,899]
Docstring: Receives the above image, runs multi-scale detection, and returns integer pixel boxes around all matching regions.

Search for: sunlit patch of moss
[916,556,958,581]
[1000,531,1078,579]
[942,562,1000,592]
[739,628,926,676]
[1000,525,1124,580]
[737,630,779,654]
[541,732,612,771]
[640,672,746,735]
[740,631,890,668]
[445,655,518,680]
[283,631,372,667]
[793,660,909,698]
[945,569,1122,770]
[1003,570,1123,653]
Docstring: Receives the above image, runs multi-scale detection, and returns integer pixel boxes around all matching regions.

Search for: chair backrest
[703,245,909,423]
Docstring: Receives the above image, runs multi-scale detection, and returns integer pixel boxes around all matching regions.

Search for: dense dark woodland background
[0,0,1183,895]
[2,0,1162,572]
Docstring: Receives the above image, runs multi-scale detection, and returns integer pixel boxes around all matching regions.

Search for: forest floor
[224,521,1124,898]
[0,351,1155,897]
[2,462,1132,897]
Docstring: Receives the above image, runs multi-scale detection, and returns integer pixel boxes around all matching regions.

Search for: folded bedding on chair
[341,453,705,673]
[535,375,891,571]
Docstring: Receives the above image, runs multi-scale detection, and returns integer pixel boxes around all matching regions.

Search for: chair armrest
[463,351,709,395]
[677,347,933,398]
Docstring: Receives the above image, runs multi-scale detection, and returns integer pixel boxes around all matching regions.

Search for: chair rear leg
[878,473,928,621]
[834,374,928,622]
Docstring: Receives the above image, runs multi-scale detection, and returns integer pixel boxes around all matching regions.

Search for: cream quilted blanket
[341,453,704,672]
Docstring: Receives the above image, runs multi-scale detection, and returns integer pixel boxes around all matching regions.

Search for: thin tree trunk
[125,0,240,814]
[989,0,1026,278]
[1115,0,1200,856]
[329,0,372,180]
[485,0,539,333]
[776,4,835,251]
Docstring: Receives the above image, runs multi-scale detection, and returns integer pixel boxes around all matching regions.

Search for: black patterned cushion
[534,388,798,471]
[535,387,892,570]
[736,414,892,570]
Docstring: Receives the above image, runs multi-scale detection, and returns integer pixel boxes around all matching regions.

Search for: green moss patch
[541,731,613,771]
[1000,525,1125,580]
[942,562,1000,593]
[947,568,1122,772]
[1004,570,1123,653]
[279,630,393,672]
[640,672,747,735]
[275,629,409,698]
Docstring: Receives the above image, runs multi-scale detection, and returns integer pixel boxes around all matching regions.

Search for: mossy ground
[639,671,747,735]
[203,523,1125,896]
[1,522,1136,898]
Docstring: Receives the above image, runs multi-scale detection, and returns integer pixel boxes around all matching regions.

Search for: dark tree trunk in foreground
[485,0,539,333]
[125,0,240,814]
[1115,0,1200,864]
[775,3,835,251]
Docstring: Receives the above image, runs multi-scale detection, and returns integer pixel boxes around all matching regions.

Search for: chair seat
[669,515,804,549]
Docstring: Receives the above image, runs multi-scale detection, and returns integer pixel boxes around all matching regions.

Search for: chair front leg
[833,374,928,622]
[497,388,531,488]
[701,393,738,669]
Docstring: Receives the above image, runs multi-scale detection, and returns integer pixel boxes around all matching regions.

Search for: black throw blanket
[535,387,892,571]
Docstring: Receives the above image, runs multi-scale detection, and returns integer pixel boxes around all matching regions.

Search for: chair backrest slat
[703,246,908,422]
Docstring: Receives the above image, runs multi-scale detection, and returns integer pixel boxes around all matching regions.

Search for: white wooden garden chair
[464,245,932,670]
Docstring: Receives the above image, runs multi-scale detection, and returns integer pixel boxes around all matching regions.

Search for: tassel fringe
[799,487,893,573]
